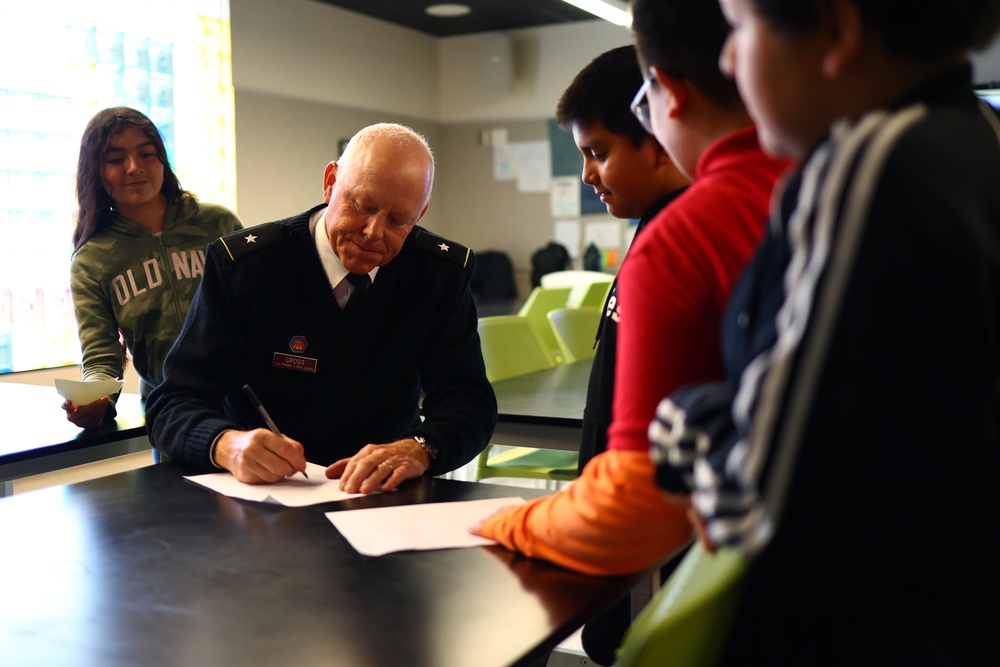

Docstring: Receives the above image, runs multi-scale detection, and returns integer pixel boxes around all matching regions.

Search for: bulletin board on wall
[0,0,236,374]
[475,118,636,271]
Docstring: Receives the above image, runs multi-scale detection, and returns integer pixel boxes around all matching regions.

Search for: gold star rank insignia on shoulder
[413,228,472,270]
[216,221,288,263]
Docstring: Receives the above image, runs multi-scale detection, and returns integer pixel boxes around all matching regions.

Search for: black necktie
[344,272,371,314]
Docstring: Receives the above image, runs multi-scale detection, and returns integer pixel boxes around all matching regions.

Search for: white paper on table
[185,462,369,507]
[54,378,125,405]
[326,496,526,557]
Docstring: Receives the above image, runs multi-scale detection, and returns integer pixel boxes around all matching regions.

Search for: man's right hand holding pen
[212,429,309,484]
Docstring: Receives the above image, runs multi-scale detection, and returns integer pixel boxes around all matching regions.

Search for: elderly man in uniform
[146,123,496,494]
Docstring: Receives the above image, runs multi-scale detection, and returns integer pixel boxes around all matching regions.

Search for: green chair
[516,286,572,361]
[477,315,558,383]
[475,445,579,482]
[615,543,748,667]
[541,270,613,307]
[578,279,613,308]
[547,306,602,363]
[475,315,578,483]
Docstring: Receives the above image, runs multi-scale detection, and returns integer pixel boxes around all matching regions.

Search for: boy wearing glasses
[476,1,788,659]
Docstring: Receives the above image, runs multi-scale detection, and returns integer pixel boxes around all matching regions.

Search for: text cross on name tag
[273,353,318,373]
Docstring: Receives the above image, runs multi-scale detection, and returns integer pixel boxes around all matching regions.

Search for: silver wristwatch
[412,436,438,460]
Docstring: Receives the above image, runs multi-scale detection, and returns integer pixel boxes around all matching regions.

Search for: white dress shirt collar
[311,206,378,294]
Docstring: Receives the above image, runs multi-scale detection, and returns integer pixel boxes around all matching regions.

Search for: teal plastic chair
[615,543,748,667]
[475,315,578,482]
[547,306,602,363]
[516,286,572,361]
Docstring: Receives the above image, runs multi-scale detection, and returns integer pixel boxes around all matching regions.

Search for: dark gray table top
[491,359,591,427]
[0,463,641,667]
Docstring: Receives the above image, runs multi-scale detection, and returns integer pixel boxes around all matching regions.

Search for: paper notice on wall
[513,141,551,193]
[493,142,515,181]
[554,219,582,259]
[550,175,580,217]
[583,220,622,250]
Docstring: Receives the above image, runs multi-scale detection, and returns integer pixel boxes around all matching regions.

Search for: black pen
[242,384,308,478]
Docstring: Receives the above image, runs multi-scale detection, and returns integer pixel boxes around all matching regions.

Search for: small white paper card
[54,378,125,405]
[185,462,369,507]
[326,496,526,557]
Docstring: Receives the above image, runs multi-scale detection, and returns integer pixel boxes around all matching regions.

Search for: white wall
[231,0,440,118]
[230,0,630,123]
[437,21,630,122]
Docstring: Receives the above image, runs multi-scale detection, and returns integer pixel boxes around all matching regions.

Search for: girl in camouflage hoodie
[64,107,241,428]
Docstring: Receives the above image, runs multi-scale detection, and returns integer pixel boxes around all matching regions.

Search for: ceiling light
[560,0,631,26]
[425,4,471,18]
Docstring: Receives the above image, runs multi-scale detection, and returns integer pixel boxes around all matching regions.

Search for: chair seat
[475,314,577,484]
[476,446,578,482]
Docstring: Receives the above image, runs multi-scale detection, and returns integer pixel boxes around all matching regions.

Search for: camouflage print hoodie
[70,196,242,398]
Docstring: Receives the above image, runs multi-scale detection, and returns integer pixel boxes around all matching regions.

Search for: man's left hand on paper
[327,439,431,494]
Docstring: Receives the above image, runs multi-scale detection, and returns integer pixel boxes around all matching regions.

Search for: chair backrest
[615,543,748,667]
[578,279,614,309]
[516,286,572,360]
[477,315,559,382]
[547,307,601,363]
[540,270,613,308]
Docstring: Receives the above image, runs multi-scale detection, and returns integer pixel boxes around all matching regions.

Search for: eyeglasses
[630,76,655,135]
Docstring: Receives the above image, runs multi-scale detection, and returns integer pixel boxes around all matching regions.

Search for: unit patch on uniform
[289,335,308,353]
[273,353,318,373]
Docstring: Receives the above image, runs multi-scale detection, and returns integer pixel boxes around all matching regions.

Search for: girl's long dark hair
[73,107,188,251]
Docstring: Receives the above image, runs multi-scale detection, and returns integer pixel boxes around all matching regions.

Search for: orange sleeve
[477,450,692,576]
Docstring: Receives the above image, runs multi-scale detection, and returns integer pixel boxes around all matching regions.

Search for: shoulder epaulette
[412,228,474,271]
[214,222,287,263]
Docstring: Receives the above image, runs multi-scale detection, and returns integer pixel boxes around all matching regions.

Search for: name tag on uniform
[273,352,318,373]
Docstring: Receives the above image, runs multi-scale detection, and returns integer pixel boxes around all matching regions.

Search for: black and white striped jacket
[649,65,1000,663]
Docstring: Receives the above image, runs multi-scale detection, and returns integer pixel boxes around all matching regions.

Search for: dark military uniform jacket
[146,204,497,476]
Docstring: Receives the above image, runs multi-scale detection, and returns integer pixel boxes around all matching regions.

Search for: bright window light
[0,0,236,374]
[561,0,631,27]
